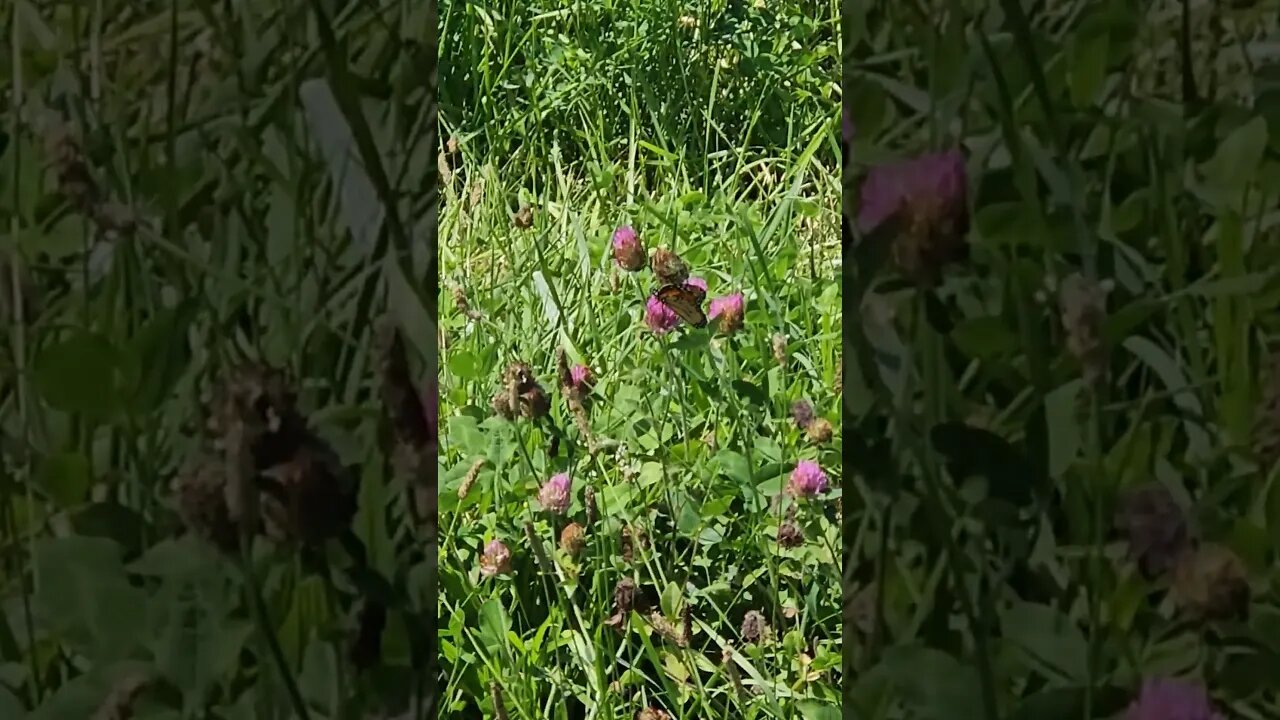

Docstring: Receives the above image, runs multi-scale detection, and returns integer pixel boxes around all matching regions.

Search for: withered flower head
[777,520,804,548]
[791,400,815,429]
[560,522,587,556]
[514,206,534,229]
[772,334,788,366]
[740,609,770,644]
[172,456,243,553]
[258,433,358,545]
[480,539,513,578]
[806,418,834,444]
[635,708,671,720]
[1173,543,1250,621]
[650,247,690,286]
[1059,273,1110,386]
[1115,482,1190,579]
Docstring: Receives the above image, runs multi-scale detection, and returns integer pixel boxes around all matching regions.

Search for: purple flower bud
[708,293,744,334]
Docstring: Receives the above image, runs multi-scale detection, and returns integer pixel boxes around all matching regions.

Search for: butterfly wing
[657,284,708,328]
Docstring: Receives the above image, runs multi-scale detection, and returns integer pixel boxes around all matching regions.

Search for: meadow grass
[3,1,434,718]
[847,2,1280,719]
[438,0,842,717]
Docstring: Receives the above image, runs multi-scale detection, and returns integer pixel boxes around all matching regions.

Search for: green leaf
[1001,600,1088,683]
[127,302,197,413]
[1044,381,1083,479]
[477,597,510,656]
[33,330,127,419]
[33,536,148,663]
[0,686,25,719]
[35,452,91,508]
[1201,116,1269,210]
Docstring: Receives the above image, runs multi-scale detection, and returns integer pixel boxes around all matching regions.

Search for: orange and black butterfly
[656,282,708,328]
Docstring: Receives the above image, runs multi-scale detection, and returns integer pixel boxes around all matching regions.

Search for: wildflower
[1125,677,1222,720]
[570,364,593,390]
[560,522,586,556]
[685,275,707,293]
[708,292,744,334]
[740,610,769,644]
[539,473,573,514]
[1059,273,1110,386]
[807,418,834,444]
[479,539,512,577]
[644,295,681,334]
[1115,482,1189,579]
[650,247,690,286]
[858,149,969,285]
[787,460,829,498]
[791,399,815,429]
[772,334,788,366]
[636,708,671,720]
[519,385,550,419]
[1173,543,1250,621]
[777,520,804,548]
[612,225,646,271]
[514,206,534,229]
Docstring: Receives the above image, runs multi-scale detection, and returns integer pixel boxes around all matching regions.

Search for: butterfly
[656,282,708,328]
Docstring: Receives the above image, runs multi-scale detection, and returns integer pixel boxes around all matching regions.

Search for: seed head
[772,334,788,366]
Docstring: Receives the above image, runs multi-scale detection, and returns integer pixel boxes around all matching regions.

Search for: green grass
[846,2,1280,719]
[437,0,841,717]
[2,1,434,718]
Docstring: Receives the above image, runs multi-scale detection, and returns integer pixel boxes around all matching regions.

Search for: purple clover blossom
[787,460,828,498]
[708,293,744,333]
[569,364,592,389]
[1126,678,1222,720]
[539,473,573,514]
[685,276,707,293]
[612,225,646,271]
[857,149,968,234]
[645,296,680,334]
